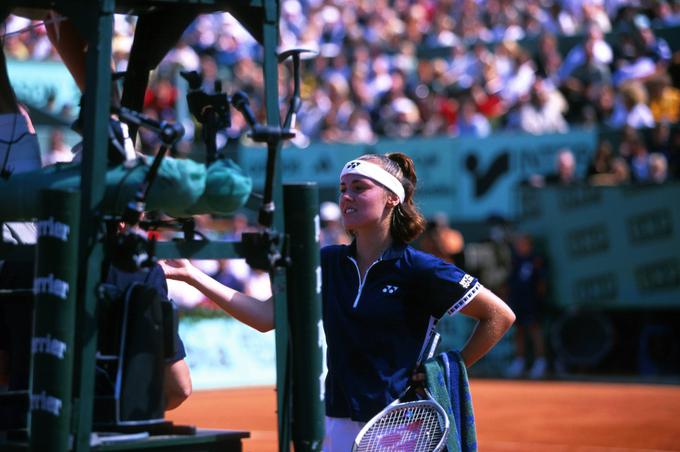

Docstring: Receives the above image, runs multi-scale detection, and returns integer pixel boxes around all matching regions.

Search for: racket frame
[352,332,450,452]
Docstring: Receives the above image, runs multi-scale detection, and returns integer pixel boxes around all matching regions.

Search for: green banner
[238,129,597,220]
[520,183,680,309]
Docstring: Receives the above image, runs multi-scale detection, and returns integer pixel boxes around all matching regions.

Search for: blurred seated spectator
[581,2,612,33]
[586,139,614,181]
[628,136,652,182]
[612,15,670,86]
[652,0,680,27]
[456,96,491,137]
[560,35,612,123]
[590,156,632,185]
[161,37,201,73]
[545,148,579,186]
[499,45,537,106]
[144,75,178,121]
[607,80,655,129]
[558,23,613,83]
[617,124,642,159]
[543,1,578,36]
[344,109,377,144]
[634,14,672,66]
[41,128,73,165]
[470,82,506,126]
[534,33,563,85]
[210,259,246,293]
[649,121,672,155]
[509,78,568,135]
[611,157,633,184]
[648,152,669,183]
[589,83,618,124]
[418,212,465,267]
[319,201,350,247]
[647,74,680,124]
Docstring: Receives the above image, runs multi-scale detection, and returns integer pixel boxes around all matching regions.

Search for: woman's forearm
[459,287,515,367]
[185,266,275,332]
[460,316,512,367]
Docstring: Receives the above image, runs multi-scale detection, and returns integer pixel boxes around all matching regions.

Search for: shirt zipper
[347,256,381,308]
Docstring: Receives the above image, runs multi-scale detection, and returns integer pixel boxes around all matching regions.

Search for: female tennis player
[161,152,515,451]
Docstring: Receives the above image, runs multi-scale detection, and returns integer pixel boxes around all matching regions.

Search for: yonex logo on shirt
[459,274,474,289]
[382,285,399,294]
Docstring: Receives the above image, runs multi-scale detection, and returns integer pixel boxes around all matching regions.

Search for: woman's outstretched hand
[159,259,194,282]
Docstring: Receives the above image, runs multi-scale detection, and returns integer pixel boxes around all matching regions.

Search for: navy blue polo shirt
[321,241,481,422]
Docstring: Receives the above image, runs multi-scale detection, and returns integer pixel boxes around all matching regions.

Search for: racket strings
[356,404,445,452]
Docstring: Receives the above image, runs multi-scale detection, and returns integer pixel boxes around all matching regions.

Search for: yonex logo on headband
[340,159,406,203]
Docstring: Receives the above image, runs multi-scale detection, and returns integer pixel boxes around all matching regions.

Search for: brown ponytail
[358,152,426,243]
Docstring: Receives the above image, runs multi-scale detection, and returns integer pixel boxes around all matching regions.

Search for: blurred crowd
[4,0,680,182]
[4,4,680,186]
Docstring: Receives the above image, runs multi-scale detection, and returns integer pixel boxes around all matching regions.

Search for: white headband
[340,159,405,203]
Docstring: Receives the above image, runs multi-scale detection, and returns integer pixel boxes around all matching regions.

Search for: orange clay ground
[166,380,680,451]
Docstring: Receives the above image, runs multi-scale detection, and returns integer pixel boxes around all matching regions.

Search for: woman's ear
[386,193,400,208]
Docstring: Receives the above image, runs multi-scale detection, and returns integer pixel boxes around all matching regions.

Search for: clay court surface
[167,379,680,451]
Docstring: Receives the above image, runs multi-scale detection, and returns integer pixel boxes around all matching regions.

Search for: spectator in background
[648,152,669,183]
[590,83,618,124]
[608,81,655,129]
[617,125,642,160]
[587,139,615,181]
[610,157,632,184]
[42,128,73,165]
[500,45,537,107]
[470,81,506,128]
[505,233,548,379]
[558,23,613,83]
[633,14,672,67]
[376,70,422,138]
[612,15,669,87]
[418,212,465,267]
[653,0,680,27]
[209,259,246,294]
[534,32,563,86]
[649,121,672,156]
[144,75,178,121]
[560,35,612,123]
[543,1,578,36]
[647,74,680,124]
[162,37,201,73]
[545,148,579,186]
[628,136,652,182]
[510,78,568,135]
[590,156,632,185]
[319,201,350,247]
[456,96,491,137]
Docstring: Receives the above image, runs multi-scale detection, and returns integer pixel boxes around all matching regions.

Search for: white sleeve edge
[446,281,483,316]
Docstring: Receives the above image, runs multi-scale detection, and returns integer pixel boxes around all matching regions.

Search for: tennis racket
[352,332,449,452]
